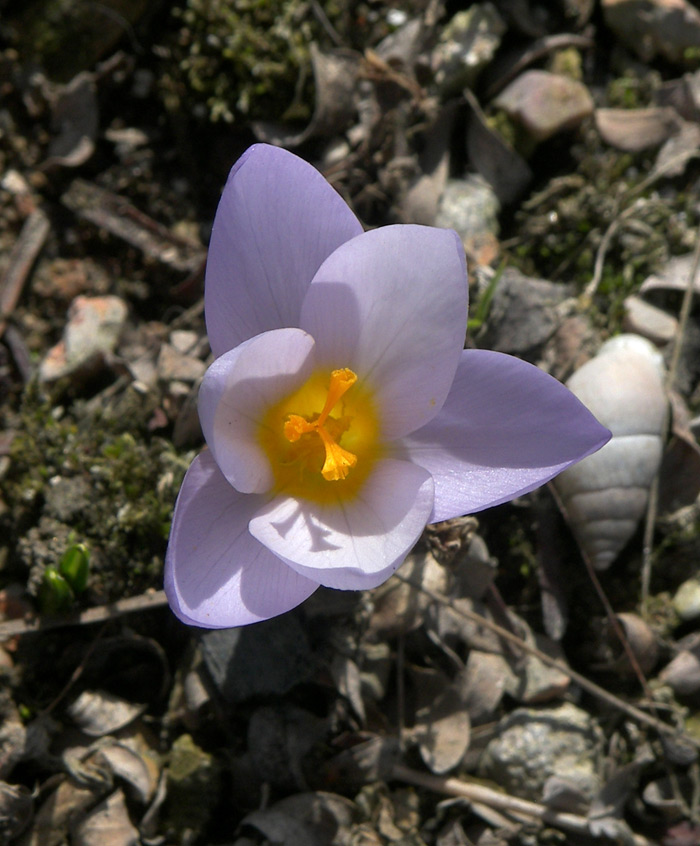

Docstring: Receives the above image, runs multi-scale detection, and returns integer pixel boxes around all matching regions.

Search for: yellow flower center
[258,367,380,502]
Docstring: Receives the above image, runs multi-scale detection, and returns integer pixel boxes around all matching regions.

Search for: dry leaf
[19,778,103,846]
[413,685,471,774]
[253,46,360,147]
[70,789,139,846]
[464,89,532,204]
[457,650,513,724]
[243,792,356,846]
[67,691,145,737]
[595,107,682,152]
[604,613,660,676]
[331,655,366,723]
[0,781,33,842]
[98,741,157,804]
[369,551,448,638]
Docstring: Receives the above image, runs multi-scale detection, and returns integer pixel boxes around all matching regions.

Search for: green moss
[606,69,661,110]
[507,124,698,333]
[1,381,191,602]
[486,109,537,159]
[160,0,342,124]
[10,0,150,81]
[164,734,220,838]
[547,48,583,81]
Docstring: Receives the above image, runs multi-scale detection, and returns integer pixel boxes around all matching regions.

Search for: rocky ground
[3,0,700,844]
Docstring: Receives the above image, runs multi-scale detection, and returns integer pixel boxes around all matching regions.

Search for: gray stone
[673,577,700,621]
[602,0,700,64]
[480,268,572,357]
[432,4,506,94]
[199,612,315,704]
[479,702,603,801]
[435,177,500,267]
[157,343,206,383]
[39,295,128,382]
[494,70,593,142]
[623,295,678,345]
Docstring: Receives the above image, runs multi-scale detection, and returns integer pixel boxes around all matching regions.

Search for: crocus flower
[164,144,610,628]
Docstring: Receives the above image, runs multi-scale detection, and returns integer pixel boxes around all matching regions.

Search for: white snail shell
[552,334,668,570]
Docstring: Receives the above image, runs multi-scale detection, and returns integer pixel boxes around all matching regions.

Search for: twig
[309,0,343,46]
[61,179,204,273]
[641,222,700,615]
[0,589,168,640]
[394,573,699,748]
[391,763,654,846]
[583,149,700,302]
[0,208,50,335]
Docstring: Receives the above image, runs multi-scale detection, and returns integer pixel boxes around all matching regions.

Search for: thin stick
[583,149,700,302]
[394,573,699,748]
[391,763,653,846]
[0,589,169,639]
[581,546,655,702]
[641,223,700,615]
[0,208,50,334]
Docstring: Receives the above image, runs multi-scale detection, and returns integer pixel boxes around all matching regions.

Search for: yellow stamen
[283,368,358,481]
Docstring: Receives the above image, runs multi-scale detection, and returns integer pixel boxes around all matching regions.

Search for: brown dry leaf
[71,789,139,846]
[18,778,104,846]
[242,792,356,846]
[654,119,700,176]
[0,781,33,842]
[604,613,660,676]
[67,691,146,737]
[331,654,366,723]
[464,88,532,205]
[457,650,513,724]
[595,107,682,152]
[369,551,448,638]
[98,741,158,804]
[413,685,471,774]
[252,45,360,147]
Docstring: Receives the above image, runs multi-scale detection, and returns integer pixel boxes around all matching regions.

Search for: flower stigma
[258,367,381,502]
[284,368,358,481]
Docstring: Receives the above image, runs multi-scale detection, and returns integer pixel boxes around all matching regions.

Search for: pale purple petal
[199,328,316,494]
[205,144,363,357]
[248,459,434,590]
[165,451,319,628]
[300,225,467,439]
[399,350,612,521]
